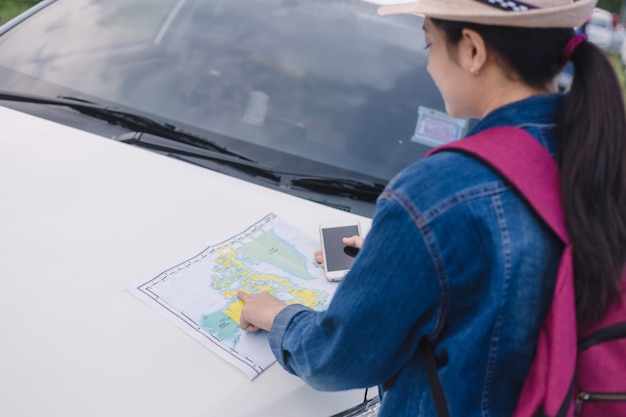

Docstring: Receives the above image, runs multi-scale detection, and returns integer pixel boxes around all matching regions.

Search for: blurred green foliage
[0,0,41,24]
[598,0,623,14]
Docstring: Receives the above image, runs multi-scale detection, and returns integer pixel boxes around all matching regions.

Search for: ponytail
[556,41,626,325]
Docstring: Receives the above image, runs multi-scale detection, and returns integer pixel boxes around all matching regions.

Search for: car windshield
[0,0,468,201]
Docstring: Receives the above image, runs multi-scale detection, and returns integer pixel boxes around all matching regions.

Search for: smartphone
[319,222,361,282]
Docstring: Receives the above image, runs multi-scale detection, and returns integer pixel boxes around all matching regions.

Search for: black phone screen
[321,225,360,272]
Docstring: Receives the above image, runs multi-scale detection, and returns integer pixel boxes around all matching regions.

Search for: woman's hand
[314,235,364,267]
[237,290,287,332]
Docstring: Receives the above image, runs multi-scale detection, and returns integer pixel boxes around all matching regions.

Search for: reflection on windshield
[0,0,459,181]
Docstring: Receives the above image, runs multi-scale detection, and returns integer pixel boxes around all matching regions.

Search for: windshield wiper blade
[290,177,385,202]
[0,90,254,162]
[120,132,281,182]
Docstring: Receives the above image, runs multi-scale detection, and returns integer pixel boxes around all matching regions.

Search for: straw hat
[377,0,597,28]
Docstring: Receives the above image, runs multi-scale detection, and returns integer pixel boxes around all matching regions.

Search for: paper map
[128,213,337,379]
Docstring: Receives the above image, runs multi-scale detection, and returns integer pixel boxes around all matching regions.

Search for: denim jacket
[269,94,565,417]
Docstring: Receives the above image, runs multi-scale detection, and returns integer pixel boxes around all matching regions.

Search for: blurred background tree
[600,0,623,13]
[599,0,626,21]
[0,0,41,24]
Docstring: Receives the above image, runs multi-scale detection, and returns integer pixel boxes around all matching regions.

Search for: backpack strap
[420,338,451,417]
[426,126,578,417]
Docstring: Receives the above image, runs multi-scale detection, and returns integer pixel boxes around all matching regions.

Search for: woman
[237,0,626,415]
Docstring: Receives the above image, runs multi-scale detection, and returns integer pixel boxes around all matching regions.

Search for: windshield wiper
[0,90,254,163]
[290,177,385,203]
[119,131,281,182]
[127,132,384,200]
[0,90,385,203]
[121,132,384,201]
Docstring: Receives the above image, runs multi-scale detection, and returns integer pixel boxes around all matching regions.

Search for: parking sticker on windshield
[242,90,269,126]
[412,106,469,147]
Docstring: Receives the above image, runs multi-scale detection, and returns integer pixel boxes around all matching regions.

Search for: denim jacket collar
[468,93,565,136]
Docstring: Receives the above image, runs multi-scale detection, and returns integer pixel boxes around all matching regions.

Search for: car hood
[0,105,371,416]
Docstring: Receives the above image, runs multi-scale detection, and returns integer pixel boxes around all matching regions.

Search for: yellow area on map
[223,299,245,323]
[213,245,327,324]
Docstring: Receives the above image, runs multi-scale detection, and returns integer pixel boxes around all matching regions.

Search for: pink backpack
[425,126,626,417]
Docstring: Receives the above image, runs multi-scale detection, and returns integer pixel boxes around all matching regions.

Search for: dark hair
[432,18,626,325]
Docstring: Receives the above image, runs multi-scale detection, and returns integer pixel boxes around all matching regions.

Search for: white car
[0,0,471,416]
[1,104,378,417]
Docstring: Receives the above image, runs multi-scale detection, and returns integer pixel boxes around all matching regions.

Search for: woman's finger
[314,250,324,266]
[343,235,364,249]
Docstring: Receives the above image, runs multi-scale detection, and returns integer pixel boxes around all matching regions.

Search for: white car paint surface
[0,105,372,417]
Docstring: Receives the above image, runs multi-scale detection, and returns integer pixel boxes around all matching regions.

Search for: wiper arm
[0,90,254,163]
[124,133,385,198]
[120,132,281,182]
[289,176,385,203]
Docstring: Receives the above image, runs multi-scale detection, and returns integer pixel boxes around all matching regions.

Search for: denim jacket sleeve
[268,179,446,391]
